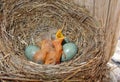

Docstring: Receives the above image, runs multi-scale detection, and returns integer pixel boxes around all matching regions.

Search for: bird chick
[33,39,53,64]
[52,38,64,64]
[45,38,64,64]
[44,49,56,65]
[33,50,47,64]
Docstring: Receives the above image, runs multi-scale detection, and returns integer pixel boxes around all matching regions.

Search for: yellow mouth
[56,29,65,39]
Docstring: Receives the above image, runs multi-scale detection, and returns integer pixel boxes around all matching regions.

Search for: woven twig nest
[0,0,109,81]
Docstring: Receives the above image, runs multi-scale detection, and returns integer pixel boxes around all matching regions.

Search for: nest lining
[0,0,109,81]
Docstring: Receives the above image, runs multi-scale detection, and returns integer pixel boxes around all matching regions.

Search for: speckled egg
[61,42,78,62]
[25,45,40,61]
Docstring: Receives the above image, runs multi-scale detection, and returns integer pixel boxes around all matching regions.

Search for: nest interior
[0,0,109,81]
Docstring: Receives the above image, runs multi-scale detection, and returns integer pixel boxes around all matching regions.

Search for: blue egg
[25,45,40,61]
[61,43,78,62]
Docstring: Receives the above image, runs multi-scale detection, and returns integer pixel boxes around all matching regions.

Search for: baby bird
[52,38,64,64]
[33,50,47,64]
[33,39,53,64]
[44,49,56,65]
[33,37,64,65]
[45,38,64,64]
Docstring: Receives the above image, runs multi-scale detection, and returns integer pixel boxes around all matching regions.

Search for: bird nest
[0,0,109,81]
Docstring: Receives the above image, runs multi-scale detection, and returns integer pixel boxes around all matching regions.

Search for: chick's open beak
[56,29,65,39]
